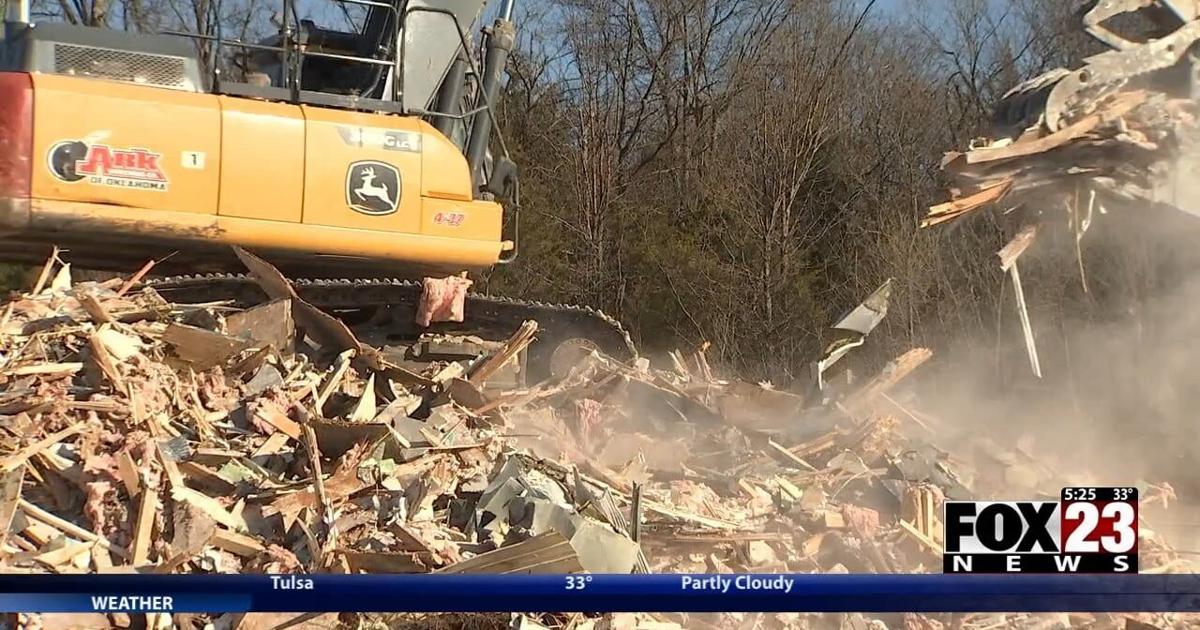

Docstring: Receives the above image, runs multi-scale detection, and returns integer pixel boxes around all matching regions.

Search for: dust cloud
[905,169,1200,550]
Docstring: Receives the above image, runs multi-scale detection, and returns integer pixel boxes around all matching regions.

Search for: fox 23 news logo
[943,487,1137,574]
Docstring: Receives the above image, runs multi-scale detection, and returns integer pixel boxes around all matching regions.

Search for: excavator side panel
[419,119,502,242]
[301,106,422,233]
[218,96,305,222]
[1,73,506,272]
[29,73,220,214]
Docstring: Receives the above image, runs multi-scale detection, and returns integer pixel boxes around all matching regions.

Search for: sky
[856,0,909,18]
[873,0,906,14]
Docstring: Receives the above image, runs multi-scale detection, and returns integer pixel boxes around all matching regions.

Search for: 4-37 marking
[565,576,593,590]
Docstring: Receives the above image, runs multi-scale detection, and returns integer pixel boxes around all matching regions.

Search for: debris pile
[0,252,1188,630]
[925,87,1200,377]
[926,89,1200,228]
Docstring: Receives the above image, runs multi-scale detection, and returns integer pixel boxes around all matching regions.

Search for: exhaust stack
[6,0,29,25]
[5,0,30,41]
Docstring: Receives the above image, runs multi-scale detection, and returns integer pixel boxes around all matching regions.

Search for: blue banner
[1,575,1200,613]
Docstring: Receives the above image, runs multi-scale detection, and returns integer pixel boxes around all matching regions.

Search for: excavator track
[141,274,638,381]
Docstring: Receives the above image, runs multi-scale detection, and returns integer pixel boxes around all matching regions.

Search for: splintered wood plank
[924,491,939,543]
[115,451,140,498]
[469,320,538,387]
[252,432,293,458]
[693,341,714,382]
[430,361,464,385]
[801,532,828,558]
[270,447,416,525]
[997,224,1038,272]
[20,520,59,547]
[0,423,86,473]
[77,292,114,324]
[18,499,128,560]
[8,536,37,553]
[90,544,114,572]
[130,486,158,565]
[900,518,943,556]
[211,528,266,557]
[879,392,933,433]
[792,431,839,458]
[65,400,123,413]
[0,465,25,549]
[964,90,1147,165]
[767,439,818,472]
[347,374,376,422]
[313,351,354,412]
[0,303,13,337]
[299,423,331,561]
[822,511,846,529]
[775,477,804,502]
[911,489,926,534]
[253,402,302,441]
[95,327,143,361]
[178,461,237,495]
[1,363,83,377]
[87,332,125,390]
[34,540,94,569]
[643,531,792,543]
[170,486,247,532]
[642,500,740,531]
[49,263,72,292]
[844,348,933,414]
[922,180,1012,228]
[30,247,59,295]
[340,550,430,574]
[116,258,159,297]
[1009,262,1042,378]
[139,422,182,495]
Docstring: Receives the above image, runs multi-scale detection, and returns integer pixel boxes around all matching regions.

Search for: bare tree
[542,0,792,317]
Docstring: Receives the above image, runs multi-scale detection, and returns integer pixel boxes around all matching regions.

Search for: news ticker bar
[3,575,1200,613]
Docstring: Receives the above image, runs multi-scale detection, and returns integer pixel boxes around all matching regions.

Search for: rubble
[927,90,1199,228]
[926,88,1200,378]
[0,251,1189,630]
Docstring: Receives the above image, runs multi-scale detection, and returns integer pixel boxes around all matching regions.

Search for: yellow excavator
[0,0,634,379]
[0,0,1189,381]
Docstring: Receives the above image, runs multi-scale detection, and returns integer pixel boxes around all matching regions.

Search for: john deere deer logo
[346,161,401,215]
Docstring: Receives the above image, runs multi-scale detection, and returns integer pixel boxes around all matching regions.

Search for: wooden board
[437,532,584,574]
[0,465,24,550]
